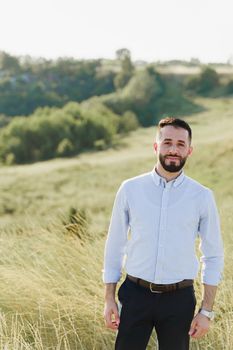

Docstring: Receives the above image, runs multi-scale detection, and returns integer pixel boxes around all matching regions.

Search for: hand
[104,299,120,331]
[189,313,210,338]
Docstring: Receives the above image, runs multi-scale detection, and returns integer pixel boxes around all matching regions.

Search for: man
[103,117,224,350]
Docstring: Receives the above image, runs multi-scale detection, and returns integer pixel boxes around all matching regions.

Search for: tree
[115,48,131,61]
[0,51,21,73]
[186,66,219,95]
[105,66,165,126]
[0,54,116,116]
[114,48,135,89]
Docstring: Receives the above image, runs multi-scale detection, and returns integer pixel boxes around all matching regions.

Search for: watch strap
[198,308,215,320]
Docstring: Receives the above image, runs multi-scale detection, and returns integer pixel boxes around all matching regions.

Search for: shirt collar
[151,168,185,188]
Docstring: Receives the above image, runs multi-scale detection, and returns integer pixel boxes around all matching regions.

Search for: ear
[153,142,158,153]
[188,146,193,156]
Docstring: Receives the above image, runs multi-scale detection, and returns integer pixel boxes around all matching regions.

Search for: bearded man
[103,117,224,350]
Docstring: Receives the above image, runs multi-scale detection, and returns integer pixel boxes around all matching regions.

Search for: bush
[62,102,83,119]
[226,80,233,95]
[187,66,219,95]
[5,153,16,165]
[94,139,107,150]
[56,138,74,157]
[0,112,80,163]
[0,100,139,164]
[118,111,139,133]
[79,117,114,148]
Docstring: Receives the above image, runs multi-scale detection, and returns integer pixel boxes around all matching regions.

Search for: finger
[189,327,198,337]
[111,320,120,330]
[113,309,120,326]
[188,320,197,336]
[191,328,207,339]
[189,328,197,336]
[190,328,201,338]
[104,310,115,329]
[107,319,118,330]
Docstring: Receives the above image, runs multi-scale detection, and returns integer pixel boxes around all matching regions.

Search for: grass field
[0,97,232,349]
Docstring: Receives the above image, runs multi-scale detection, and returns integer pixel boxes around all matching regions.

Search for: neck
[155,163,182,182]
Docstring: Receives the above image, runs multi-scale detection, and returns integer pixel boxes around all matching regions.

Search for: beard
[159,154,187,173]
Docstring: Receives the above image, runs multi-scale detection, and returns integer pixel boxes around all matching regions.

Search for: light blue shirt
[103,170,224,285]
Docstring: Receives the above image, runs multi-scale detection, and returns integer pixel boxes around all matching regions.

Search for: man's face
[154,125,193,173]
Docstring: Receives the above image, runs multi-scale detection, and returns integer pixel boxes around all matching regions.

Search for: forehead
[159,125,189,142]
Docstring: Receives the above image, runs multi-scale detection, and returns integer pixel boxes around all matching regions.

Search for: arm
[199,189,224,286]
[103,183,129,330]
[189,190,224,338]
[103,183,129,283]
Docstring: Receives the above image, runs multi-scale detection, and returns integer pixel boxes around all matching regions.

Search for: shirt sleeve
[102,183,130,283]
[198,189,224,286]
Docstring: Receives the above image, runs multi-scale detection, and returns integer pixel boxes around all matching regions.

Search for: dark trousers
[115,277,196,350]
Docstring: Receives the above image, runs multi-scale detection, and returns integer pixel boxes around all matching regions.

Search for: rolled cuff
[201,258,224,286]
[102,269,121,284]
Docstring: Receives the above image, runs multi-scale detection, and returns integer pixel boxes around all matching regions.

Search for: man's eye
[178,144,185,147]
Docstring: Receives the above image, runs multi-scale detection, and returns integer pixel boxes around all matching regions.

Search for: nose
[168,145,179,154]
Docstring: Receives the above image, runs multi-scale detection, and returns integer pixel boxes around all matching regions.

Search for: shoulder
[115,172,152,205]
[122,171,153,190]
[184,176,215,205]
[184,175,212,194]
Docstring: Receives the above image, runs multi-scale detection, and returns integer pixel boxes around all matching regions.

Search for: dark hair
[157,117,192,142]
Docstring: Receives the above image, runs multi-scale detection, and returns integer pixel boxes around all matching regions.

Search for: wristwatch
[198,308,215,321]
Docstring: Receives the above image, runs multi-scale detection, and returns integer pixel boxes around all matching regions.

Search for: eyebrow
[163,138,186,144]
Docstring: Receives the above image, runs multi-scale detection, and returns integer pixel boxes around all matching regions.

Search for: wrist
[198,308,215,321]
[105,283,117,303]
[104,295,116,303]
[201,301,213,312]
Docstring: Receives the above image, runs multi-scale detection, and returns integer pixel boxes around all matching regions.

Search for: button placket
[154,182,171,283]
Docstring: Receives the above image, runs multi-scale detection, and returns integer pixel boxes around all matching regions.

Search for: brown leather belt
[127,275,193,293]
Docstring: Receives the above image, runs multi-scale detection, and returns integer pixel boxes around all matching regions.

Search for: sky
[0,0,233,63]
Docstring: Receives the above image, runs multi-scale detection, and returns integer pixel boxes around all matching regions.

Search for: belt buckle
[149,282,163,293]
